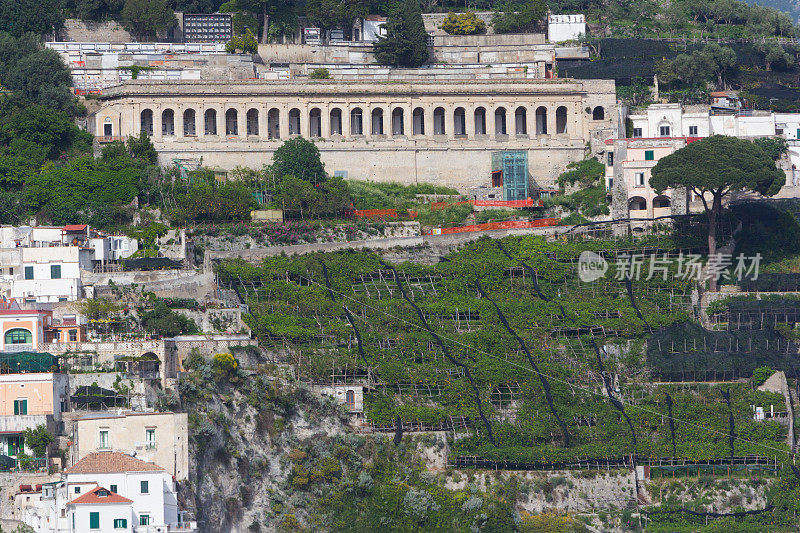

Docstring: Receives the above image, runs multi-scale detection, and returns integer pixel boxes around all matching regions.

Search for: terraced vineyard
[216,234,794,469]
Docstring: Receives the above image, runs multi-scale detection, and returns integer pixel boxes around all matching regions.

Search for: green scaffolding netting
[0,352,59,373]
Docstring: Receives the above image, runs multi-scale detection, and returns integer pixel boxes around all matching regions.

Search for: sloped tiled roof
[65,452,164,474]
[68,486,133,505]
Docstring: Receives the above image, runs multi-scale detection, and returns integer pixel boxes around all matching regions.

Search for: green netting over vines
[0,351,58,373]
[122,257,183,271]
[215,234,789,465]
[647,322,799,380]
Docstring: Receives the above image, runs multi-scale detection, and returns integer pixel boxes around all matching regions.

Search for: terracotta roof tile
[68,486,133,505]
[65,452,164,474]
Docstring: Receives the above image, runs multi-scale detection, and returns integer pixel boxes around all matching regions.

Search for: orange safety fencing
[352,209,418,219]
[353,209,398,218]
[431,198,542,210]
[426,218,561,236]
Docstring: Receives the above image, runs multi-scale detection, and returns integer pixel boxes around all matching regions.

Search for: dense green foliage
[22,425,54,457]
[121,0,177,40]
[491,0,546,34]
[272,137,327,184]
[0,33,76,114]
[25,156,141,226]
[0,0,63,37]
[225,29,258,53]
[373,0,429,67]
[139,301,199,337]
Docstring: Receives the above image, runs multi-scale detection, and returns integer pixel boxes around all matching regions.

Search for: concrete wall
[155,139,586,190]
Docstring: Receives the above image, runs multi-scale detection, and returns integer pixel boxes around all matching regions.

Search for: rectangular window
[797,128,800,139]
[75,486,81,494]
[99,430,109,449]
[659,125,671,136]
[24,266,33,280]
[69,330,77,342]
[607,152,614,166]
[645,150,654,161]
[13,399,27,415]
[113,518,127,529]
[632,127,642,138]
[146,429,156,448]
[90,511,100,529]
[110,484,117,494]
[72,512,75,529]
[607,178,613,190]
[140,480,149,494]
[50,265,61,279]
[139,514,150,526]
[635,172,645,187]
[689,126,698,136]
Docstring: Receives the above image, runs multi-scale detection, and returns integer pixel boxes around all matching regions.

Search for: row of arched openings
[140,105,580,138]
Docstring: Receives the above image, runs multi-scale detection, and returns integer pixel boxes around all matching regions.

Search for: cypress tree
[373,0,429,68]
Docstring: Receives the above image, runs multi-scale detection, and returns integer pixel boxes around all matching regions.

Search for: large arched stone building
[90,79,617,190]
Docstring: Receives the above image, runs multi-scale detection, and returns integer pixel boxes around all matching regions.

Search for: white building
[353,15,386,42]
[0,225,137,303]
[627,103,710,138]
[548,14,586,43]
[20,451,196,533]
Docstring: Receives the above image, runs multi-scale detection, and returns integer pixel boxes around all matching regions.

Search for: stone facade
[91,79,617,189]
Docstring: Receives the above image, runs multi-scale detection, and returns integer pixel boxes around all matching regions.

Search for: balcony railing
[3,344,34,353]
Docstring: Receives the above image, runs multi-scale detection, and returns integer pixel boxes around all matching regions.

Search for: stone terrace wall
[59,19,133,42]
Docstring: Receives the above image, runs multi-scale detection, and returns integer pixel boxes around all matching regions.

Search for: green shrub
[752,366,775,386]
[211,352,239,380]
[440,12,486,35]
[309,67,331,79]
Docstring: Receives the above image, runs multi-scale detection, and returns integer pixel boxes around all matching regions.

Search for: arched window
[371,108,384,135]
[289,108,301,135]
[246,109,259,136]
[535,106,547,135]
[628,196,647,212]
[345,389,355,410]
[474,107,486,135]
[204,109,217,135]
[412,107,425,135]
[653,196,671,209]
[225,109,238,136]
[267,108,280,139]
[556,106,568,134]
[140,109,153,136]
[330,108,342,135]
[183,109,196,136]
[161,109,175,136]
[351,108,363,135]
[5,328,32,345]
[391,108,404,135]
[592,106,605,120]
[454,107,466,136]
[515,106,527,135]
[433,107,445,135]
[494,107,506,135]
[309,108,322,137]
